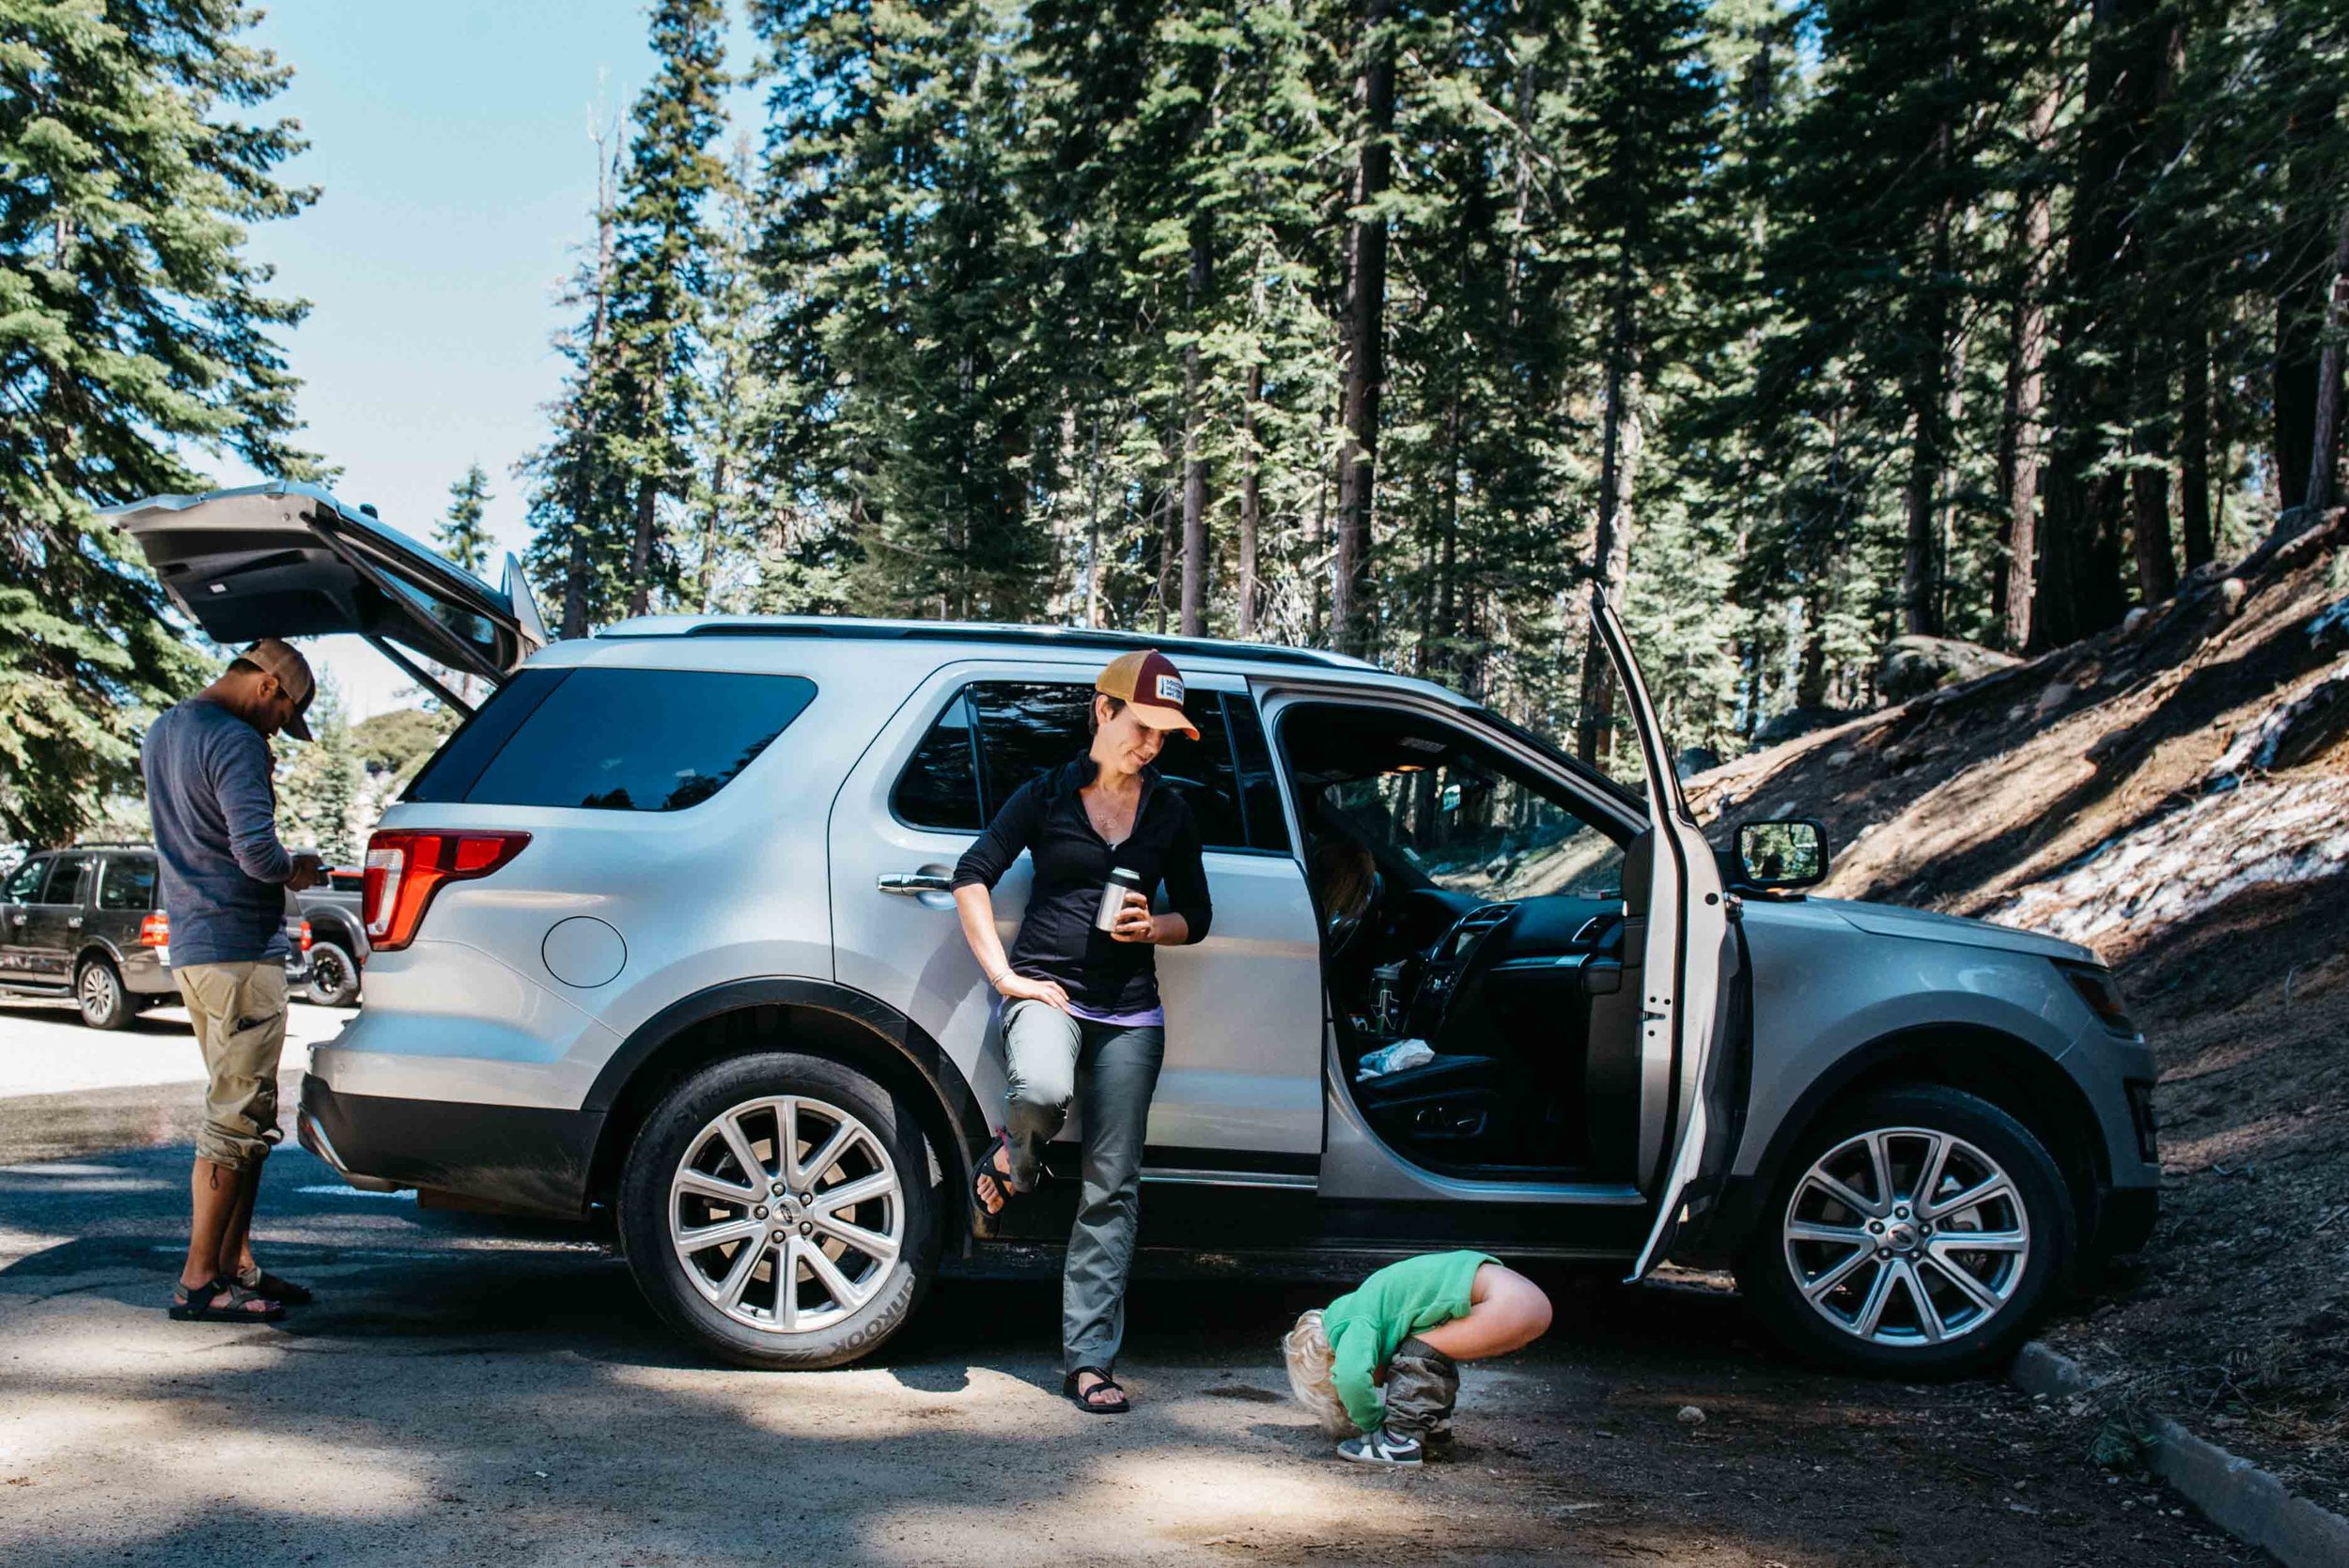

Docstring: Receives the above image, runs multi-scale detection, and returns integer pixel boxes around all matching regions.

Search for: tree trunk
[562,135,621,641]
[1997,79,2059,650]
[1179,216,1212,637]
[2127,13,2185,604]
[1576,280,1642,767]
[627,460,661,617]
[2307,208,2349,515]
[2179,319,2213,569]
[2274,97,2337,513]
[697,448,727,613]
[2033,0,2159,650]
[1238,360,1261,640]
[1084,409,1104,629]
[1331,0,1393,660]
[1900,104,1957,638]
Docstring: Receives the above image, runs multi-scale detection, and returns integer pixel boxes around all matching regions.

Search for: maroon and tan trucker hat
[1096,648,1200,739]
[241,637,317,742]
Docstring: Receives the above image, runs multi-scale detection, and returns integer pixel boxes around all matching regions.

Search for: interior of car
[1275,703,1653,1185]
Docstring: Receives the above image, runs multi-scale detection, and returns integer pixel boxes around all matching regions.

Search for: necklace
[1083,782,1139,846]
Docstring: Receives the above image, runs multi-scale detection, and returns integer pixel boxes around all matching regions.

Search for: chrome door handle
[877,872,954,896]
[66,917,83,929]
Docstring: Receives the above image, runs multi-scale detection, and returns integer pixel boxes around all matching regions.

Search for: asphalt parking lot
[0,1005,2258,1566]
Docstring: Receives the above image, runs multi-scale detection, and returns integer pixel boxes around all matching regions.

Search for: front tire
[307,940,361,1007]
[76,959,132,1031]
[618,1051,939,1370]
[1735,1085,2075,1376]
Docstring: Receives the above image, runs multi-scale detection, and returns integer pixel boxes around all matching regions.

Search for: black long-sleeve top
[950,755,1213,1015]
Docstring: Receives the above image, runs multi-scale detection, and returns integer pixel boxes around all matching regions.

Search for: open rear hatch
[106,481,549,710]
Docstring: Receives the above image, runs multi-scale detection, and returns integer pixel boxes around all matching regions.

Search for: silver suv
[117,483,2159,1375]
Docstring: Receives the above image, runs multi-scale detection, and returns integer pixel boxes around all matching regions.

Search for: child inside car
[1282,1250,1552,1465]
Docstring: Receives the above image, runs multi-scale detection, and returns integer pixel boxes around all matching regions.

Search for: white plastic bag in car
[1355,1038,1435,1081]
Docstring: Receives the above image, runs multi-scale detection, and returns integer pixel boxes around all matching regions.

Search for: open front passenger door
[107,481,548,711]
[1590,589,1738,1281]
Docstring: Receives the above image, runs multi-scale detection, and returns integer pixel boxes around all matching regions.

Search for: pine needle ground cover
[1688,518,2349,1503]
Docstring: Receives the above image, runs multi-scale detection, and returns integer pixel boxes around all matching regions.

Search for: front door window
[1319,744,1624,905]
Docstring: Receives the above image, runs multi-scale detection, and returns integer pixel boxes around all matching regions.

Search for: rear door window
[98,858,159,911]
[39,856,92,906]
[894,679,1266,852]
[408,667,817,812]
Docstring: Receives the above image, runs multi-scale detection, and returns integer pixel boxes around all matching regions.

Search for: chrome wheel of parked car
[620,1050,937,1369]
[77,959,131,1031]
[1782,1126,2030,1346]
[668,1094,906,1335]
[1737,1085,2074,1375]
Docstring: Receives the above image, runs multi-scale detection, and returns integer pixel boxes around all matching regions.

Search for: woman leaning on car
[949,649,1212,1415]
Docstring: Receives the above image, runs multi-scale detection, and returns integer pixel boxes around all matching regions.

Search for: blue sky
[207,3,762,718]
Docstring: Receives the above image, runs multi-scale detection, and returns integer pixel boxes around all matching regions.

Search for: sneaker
[1338,1428,1423,1467]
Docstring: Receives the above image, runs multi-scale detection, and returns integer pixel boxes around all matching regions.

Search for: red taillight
[299,920,313,953]
[139,912,169,947]
[362,830,531,953]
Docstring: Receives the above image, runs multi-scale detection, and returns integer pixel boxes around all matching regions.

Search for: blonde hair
[1282,1309,1358,1436]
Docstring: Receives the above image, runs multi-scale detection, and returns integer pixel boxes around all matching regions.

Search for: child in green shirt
[1282,1250,1552,1466]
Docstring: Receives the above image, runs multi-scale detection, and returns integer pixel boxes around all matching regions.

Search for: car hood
[1804,897,2098,965]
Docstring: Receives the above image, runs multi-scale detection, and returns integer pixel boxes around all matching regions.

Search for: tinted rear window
[409,667,816,812]
[99,858,158,911]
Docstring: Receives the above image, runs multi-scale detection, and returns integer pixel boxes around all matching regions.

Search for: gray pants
[1002,999,1164,1373]
[1383,1336,1460,1442]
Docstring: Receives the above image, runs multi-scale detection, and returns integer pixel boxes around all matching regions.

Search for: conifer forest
[6,0,2349,840]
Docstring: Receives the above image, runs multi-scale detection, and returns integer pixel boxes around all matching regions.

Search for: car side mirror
[1734,819,1828,891]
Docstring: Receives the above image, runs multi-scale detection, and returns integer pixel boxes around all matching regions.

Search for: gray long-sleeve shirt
[141,696,292,966]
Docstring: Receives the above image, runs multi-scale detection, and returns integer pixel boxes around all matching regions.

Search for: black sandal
[169,1276,285,1324]
[239,1267,314,1306]
[971,1130,1026,1231]
[1064,1367,1130,1415]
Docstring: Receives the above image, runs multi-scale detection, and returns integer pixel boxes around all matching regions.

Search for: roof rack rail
[69,841,155,850]
[604,615,1375,672]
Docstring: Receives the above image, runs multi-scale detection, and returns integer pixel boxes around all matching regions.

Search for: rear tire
[76,958,132,1031]
[307,941,361,1007]
[617,1051,939,1370]
[1735,1084,2074,1376]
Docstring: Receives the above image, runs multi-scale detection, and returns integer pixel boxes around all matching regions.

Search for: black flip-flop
[971,1130,1025,1233]
[1064,1366,1130,1415]
[168,1276,285,1324]
[239,1268,314,1305]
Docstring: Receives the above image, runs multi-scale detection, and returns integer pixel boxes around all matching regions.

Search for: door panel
[1587,591,1734,1281]
[0,856,51,986]
[23,855,94,986]
[828,661,1324,1163]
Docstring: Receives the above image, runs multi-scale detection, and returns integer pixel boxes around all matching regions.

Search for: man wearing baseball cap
[141,638,325,1323]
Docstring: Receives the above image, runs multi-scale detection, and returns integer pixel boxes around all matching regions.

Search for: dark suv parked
[0,845,310,1029]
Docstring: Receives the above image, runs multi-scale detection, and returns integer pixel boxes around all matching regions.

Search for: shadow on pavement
[0,1140,2247,1567]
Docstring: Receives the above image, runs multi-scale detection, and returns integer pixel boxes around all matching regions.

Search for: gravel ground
[0,1080,2265,1567]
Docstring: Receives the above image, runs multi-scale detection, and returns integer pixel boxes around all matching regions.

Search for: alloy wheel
[667,1094,905,1336]
[1781,1125,2030,1346]
[78,963,120,1026]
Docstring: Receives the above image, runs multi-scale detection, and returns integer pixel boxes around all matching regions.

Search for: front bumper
[296,1072,600,1219]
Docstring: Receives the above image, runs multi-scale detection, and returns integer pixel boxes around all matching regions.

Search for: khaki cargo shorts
[177,961,288,1172]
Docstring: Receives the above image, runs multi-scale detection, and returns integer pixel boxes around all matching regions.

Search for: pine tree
[275,682,359,865]
[609,0,732,618]
[0,0,320,844]
[438,464,495,575]
[522,123,633,636]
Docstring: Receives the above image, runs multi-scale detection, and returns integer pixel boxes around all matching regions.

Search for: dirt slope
[1686,513,2349,1504]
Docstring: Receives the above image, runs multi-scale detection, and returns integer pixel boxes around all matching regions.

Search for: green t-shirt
[1323,1250,1496,1433]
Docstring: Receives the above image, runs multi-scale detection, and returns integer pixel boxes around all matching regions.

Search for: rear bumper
[297,1072,600,1219]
